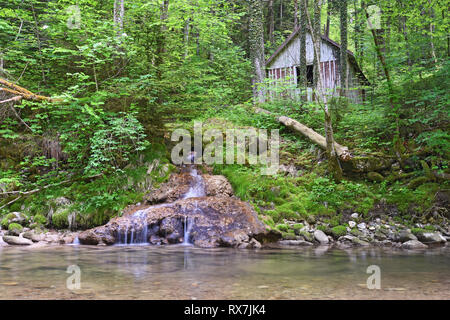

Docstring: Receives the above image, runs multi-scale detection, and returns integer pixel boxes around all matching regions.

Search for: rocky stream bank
[1,166,448,250]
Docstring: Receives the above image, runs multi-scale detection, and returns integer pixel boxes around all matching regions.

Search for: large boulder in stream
[78,196,274,248]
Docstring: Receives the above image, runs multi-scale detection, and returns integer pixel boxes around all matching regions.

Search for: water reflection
[0,245,449,299]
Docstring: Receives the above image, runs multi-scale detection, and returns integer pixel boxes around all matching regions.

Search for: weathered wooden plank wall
[266,31,364,103]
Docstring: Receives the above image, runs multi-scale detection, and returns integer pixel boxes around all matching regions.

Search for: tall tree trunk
[353,0,360,63]
[339,0,348,97]
[399,0,412,67]
[429,1,437,63]
[362,1,398,139]
[249,0,266,103]
[280,0,284,30]
[268,0,275,43]
[299,0,307,100]
[325,0,331,37]
[184,17,191,59]
[30,2,46,85]
[305,0,343,181]
[156,0,169,81]
[313,0,321,93]
[294,0,299,30]
[113,0,125,37]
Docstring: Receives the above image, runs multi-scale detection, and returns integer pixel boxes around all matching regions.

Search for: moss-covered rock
[8,223,23,236]
[33,214,47,225]
[51,209,70,229]
[331,225,347,238]
[408,176,429,189]
[275,224,289,233]
[367,172,384,183]
[297,230,313,242]
[346,155,394,173]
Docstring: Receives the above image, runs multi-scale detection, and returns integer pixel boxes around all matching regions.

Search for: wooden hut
[266,27,369,103]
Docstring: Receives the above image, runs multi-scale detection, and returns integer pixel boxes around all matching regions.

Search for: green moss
[261,215,275,228]
[51,209,70,229]
[8,223,23,232]
[367,172,384,183]
[276,224,289,233]
[351,228,363,237]
[331,225,347,238]
[298,231,313,242]
[292,223,304,231]
[33,214,47,225]
[408,176,429,189]
[411,227,426,235]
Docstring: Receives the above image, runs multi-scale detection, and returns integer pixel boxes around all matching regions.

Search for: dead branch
[0,96,22,104]
[0,173,103,211]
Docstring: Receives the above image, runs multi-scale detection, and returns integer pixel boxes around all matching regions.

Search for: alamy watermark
[66,5,81,29]
[66,265,81,290]
[366,265,381,290]
[171,121,279,175]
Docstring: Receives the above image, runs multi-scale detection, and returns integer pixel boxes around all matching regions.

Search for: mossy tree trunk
[267,0,275,44]
[339,0,348,97]
[299,0,307,101]
[305,0,343,181]
[313,0,321,95]
[249,0,266,103]
[294,0,299,30]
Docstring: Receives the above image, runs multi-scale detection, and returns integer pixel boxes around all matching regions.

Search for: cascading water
[115,166,206,246]
[182,168,206,199]
[180,168,206,245]
[182,216,193,246]
[116,209,149,245]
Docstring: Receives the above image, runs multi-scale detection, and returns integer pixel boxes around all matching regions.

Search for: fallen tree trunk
[0,78,59,102]
[254,107,352,161]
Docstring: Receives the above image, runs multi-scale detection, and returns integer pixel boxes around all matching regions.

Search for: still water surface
[0,245,449,299]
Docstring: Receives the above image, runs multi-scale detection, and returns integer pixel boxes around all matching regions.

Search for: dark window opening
[306,65,314,87]
[296,65,314,87]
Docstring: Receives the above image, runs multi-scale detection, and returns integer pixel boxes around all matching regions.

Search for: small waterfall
[182,168,206,199]
[116,209,150,245]
[115,167,204,246]
[71,236,80,245]
[182,216,194,246]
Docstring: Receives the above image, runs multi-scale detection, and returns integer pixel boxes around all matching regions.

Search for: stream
[0,245,449,299]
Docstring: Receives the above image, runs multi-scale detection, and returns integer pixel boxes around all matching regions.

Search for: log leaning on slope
[254,107,352,161]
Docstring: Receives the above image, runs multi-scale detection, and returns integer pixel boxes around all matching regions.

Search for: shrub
[1,217,9,229]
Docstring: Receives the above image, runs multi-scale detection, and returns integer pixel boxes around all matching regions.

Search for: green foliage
[1,217,9,229]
